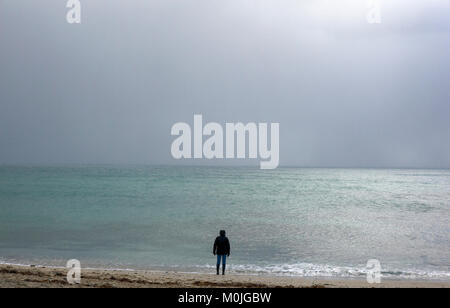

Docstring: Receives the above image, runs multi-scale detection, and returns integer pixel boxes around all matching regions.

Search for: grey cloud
[0,0,449,167]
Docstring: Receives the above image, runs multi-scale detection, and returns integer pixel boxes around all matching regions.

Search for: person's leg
[216,255,221,275]
[222,255,227,275]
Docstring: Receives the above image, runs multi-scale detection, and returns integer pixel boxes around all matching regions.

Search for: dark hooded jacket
[213,235,230,256]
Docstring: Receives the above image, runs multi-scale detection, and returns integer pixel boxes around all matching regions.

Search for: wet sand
[0,264,448,288]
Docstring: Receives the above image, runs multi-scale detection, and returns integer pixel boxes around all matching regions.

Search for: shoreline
[1,264,449,288]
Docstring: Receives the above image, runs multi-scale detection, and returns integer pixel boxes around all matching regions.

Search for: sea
[0,166,449,280]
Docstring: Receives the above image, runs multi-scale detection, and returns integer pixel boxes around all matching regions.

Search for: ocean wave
[197,263,450,280]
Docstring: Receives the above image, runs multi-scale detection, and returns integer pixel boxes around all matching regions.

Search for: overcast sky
[0,0,449,168]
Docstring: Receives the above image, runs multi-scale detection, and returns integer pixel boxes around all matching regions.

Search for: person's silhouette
[213,230,231,275]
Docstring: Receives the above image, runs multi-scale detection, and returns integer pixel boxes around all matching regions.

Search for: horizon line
[0,163,449,170]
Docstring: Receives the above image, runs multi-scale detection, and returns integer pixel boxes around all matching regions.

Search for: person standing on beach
[213,230,231,275]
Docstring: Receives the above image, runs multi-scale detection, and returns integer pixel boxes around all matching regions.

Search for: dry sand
[0,264,448,288]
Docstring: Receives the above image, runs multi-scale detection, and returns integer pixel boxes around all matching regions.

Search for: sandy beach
[1,264,448,288]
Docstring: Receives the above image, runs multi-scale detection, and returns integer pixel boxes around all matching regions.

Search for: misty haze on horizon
[1,0,449,168]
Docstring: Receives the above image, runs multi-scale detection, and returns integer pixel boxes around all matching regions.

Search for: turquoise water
[0,166,449,280]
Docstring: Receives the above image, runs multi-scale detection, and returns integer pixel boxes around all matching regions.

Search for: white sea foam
[198,263,450,280]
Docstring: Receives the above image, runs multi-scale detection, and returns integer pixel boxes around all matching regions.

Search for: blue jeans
[217,254,227,266]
